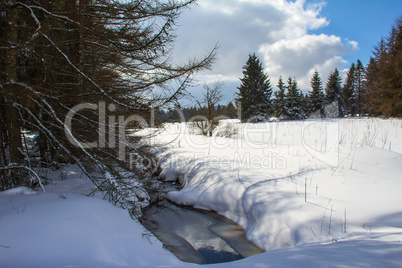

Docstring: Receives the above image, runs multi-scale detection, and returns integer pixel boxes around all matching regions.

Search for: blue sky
[172,0,402,104]
[316,0,402,66]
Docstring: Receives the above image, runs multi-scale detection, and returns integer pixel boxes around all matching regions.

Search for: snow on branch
[0,164,45,192]
[0,2,41,49]
[41,33,135,110]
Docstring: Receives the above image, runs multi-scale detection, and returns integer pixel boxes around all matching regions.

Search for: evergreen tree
[308,70,325,117]
[343,63,356,115]
[0,0,214,212]
[284,77,305,120]
[325,69,345,117]
[224,102,237,119]
[237,53,273,122]
[354,60,365,115]
[364,57,380,115]
[300,92,309,118]
[365,18,402,117]
[273,76,286,118]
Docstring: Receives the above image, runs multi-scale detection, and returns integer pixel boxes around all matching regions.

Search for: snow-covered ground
[1,118,401,267]
[152,118,402,265]
[0,165,183,267]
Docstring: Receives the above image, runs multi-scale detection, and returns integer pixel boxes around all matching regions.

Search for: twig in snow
[344,208,347,233]
[321,211,326,235]
[340,219,343,234]
[310,226,319,239]
[304,177,307,202]
[142,232,153,244]
[328,204,334,235]
[66,215,80,221]
[350,149,356,170]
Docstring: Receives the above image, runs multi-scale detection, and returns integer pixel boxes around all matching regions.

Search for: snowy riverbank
[154,118,402,264]
[0,165,182,267]
[1,118,402,267]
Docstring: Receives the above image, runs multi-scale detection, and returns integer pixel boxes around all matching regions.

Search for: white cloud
[173,0,358,101]
[346,39,359,50]
[258,34,350,90]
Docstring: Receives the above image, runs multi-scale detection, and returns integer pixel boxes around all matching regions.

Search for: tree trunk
[5,1,23,163]
[78,0,90,92]
[0,129,7,166]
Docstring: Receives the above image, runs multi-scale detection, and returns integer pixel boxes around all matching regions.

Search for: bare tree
[193,82,224,137]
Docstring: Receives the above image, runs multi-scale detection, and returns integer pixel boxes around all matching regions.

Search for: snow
[211,239,402,267]
[0,166,182,268]
[0,186,37,196]
[1,118,402,267]
[152,118,402,264]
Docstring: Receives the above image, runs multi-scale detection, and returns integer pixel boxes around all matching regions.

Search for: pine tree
[343,63,356,115]
[308,70,325,118]
[273,76,286,119]
[325,69,345,117]
[237,53,273,122]
[284,77,305,120]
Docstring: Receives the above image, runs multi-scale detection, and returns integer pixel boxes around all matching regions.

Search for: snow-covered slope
[0,166,182,268]
[153,118,402,259]
[1,118,401,267]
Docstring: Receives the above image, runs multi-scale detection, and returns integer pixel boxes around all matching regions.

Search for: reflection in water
[198,246,242,263]
[141,200,264,264]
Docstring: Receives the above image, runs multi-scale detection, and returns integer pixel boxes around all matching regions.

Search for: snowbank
[0,166,183,268]
[152,118,402,257]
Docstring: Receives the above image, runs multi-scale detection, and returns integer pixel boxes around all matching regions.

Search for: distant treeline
[235,17,401,122]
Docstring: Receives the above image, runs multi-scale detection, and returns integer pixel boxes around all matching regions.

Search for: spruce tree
[354,60,365,115]
[364,57,380,115]
[237,53,273,122]
[308,70,325,117]
[224,102,237,119]
[325,69,345,117]
[273,76,286,119]
[300,92,309,118]
[343,63,356,115]
[365,18,402,117]
[284,77,305,120]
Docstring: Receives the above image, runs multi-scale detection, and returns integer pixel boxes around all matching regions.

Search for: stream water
[141,199,264,264]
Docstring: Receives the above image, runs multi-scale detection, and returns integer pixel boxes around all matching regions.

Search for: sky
[171,0,402,105]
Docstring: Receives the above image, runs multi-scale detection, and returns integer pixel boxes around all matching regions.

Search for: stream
[141,198,264,264]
